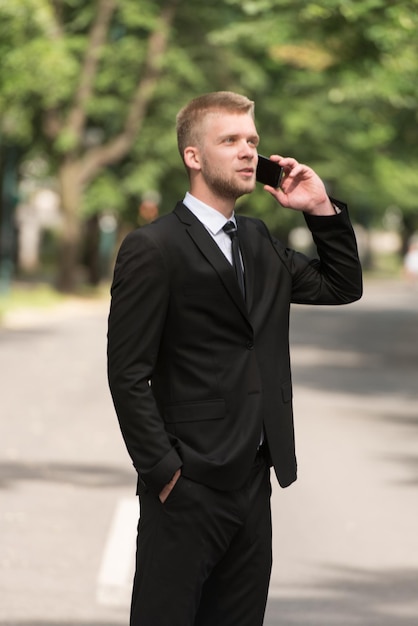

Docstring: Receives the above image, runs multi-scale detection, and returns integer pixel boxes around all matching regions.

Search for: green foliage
[223,0,418,231]
[1,0,418,240]
[82,170,127,217]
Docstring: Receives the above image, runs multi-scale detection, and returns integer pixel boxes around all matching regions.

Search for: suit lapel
[174,203,250,322]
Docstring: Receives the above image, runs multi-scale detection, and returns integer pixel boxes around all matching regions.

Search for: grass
[0,281,109,324]
[363,251,403,280]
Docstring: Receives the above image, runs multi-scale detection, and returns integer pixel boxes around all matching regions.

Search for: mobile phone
[256,155,284,188]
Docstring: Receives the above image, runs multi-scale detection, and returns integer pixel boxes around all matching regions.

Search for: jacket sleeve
[273,202,363,305]
[107,228,182,495]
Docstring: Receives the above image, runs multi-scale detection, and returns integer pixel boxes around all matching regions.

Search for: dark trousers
[130,451,272,626]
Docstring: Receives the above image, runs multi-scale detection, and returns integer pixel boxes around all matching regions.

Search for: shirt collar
[183,192,236,235]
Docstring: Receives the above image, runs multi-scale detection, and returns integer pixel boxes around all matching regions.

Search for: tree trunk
[56,159,83,292]
[400,213,418,257]
[47,2,179,292]
[84,214,101,286]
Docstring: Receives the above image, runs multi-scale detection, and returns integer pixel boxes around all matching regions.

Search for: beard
[200,156,255,200]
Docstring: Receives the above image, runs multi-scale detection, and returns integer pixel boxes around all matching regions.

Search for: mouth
[238,168,255,178]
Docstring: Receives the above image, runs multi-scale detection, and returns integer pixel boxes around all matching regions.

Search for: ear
[184,146,201,171]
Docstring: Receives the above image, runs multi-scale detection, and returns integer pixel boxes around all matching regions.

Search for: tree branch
[49,0,65,37]
[65,0,117,144]
[42,1,66,140]
[79,0,178,185]
[42,0,116,143]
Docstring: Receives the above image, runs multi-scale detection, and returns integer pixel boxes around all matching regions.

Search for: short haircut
[176,91,255,162]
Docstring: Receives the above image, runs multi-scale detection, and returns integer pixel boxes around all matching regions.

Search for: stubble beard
[201,157,255,200]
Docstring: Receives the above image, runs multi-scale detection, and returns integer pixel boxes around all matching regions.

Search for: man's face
[198,112,259,200]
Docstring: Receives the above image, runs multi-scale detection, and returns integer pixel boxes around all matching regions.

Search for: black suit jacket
[107,201,362,495]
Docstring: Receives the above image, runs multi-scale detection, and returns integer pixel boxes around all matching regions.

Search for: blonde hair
[176,91,255,161]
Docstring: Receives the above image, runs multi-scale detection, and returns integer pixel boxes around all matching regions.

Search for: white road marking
[96,497,139,606]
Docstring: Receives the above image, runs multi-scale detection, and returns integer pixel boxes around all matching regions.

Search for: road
[1,279,417,626]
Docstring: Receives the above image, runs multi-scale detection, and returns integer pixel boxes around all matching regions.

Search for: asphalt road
[1,278,417,626]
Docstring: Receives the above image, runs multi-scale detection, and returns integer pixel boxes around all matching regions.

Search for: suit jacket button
[246,341,254,350]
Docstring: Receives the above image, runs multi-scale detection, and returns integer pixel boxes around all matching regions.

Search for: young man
[107,91,362,625]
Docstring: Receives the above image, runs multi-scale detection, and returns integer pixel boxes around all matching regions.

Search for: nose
[238,140,256,159]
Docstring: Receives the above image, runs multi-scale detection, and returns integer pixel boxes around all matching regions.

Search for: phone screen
[256,156,284,188]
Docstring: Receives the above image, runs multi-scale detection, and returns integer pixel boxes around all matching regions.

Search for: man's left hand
[263,155,336,216]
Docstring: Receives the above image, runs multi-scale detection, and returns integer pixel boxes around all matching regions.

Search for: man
[107,91,362,625]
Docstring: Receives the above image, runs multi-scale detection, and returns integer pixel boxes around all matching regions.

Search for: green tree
[1,0,182,289]
[0,0,268,289]
[1,0,418,289]
[213,0,418,241]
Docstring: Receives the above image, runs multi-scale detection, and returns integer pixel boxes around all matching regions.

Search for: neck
[188,185,235,219]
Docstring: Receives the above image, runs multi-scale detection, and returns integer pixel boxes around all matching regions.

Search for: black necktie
[223,221,245,297]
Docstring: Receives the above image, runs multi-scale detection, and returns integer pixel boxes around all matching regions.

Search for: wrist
[307,198,338,216]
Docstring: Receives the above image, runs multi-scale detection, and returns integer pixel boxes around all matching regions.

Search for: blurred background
[1,1,418,625]
[1,0,418,305]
